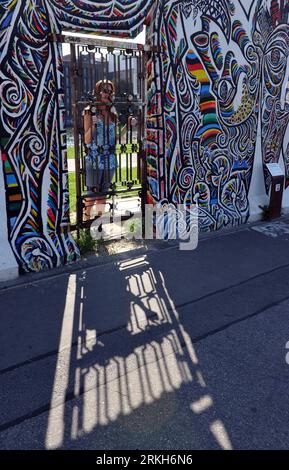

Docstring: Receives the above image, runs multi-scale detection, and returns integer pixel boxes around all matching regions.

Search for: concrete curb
[1,213,288,292]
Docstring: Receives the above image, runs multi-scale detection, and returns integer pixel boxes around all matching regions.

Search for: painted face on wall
[255,0,289,191]
[189,11,260,195]
[151,1,262,230]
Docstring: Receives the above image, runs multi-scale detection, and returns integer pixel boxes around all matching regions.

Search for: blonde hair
[94,80,115,98]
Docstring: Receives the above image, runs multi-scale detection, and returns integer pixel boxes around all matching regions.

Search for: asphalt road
[1,218,289,450]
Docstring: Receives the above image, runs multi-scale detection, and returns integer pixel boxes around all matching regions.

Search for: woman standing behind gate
[83,79,117,220]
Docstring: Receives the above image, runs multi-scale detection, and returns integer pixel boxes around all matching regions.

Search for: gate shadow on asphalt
[44,255,233,450]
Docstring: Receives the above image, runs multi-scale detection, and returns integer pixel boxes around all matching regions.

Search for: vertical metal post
[70,43,82,236]
[140,50,148,230]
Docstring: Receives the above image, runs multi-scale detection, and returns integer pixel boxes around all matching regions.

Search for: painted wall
[146,0,289,230]
[0,0,288,278]
[0,0,153,276]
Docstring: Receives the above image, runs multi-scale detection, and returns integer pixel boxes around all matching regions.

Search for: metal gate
[61,35,149,231]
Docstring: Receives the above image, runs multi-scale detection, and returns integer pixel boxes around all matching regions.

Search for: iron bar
[70,43,83,234]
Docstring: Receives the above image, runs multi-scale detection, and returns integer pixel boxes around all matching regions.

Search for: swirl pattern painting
[0,0,288,273]
[0,0,153,272]
[146,0,289,231]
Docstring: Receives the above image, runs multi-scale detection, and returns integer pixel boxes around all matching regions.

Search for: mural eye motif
[266,47,287,72]
[217,79,235,103]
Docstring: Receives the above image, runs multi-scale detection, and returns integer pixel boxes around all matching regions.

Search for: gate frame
[51,34,153,235]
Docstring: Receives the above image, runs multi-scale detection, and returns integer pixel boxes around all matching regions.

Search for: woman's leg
[84,152,96,220]
[95,196,107,215]
[84,196,96,221]
[85,156,94,189]
[94,168,107,215]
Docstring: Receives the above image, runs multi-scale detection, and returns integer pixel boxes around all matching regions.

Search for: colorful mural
[0,1,288,275]
[146,0,288,231]
[50,0,155,37]
[255,0,289,191]
[0,0,153,273]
